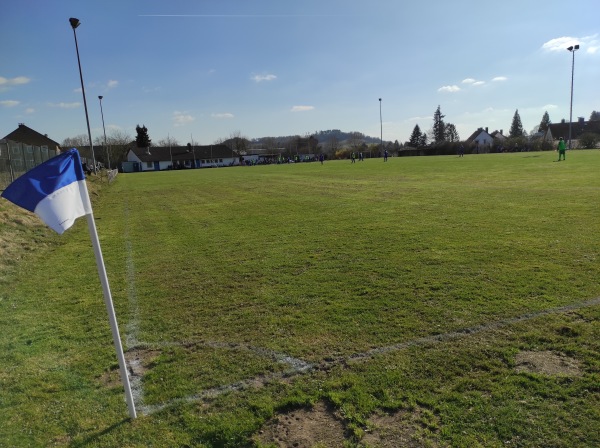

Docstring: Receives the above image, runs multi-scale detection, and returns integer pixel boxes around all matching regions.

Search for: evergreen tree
[444,123,459,142]
[589,111,600,121]
[135,124,152,148]
[539,111,551,132]
[419,132,428,148]
[509,110,524,138]
[432,105,446,144]
[409,124,422,147]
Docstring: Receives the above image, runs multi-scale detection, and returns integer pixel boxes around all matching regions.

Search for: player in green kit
[557,137,566,161]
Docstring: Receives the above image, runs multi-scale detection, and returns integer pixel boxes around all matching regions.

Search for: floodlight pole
[98,96,110,169]
[379,98,383,158]
[567,44,579,150]
[191,134,196,168]
[69,18,97,173]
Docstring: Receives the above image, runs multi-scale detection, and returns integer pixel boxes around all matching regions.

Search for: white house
[124,144,238,172]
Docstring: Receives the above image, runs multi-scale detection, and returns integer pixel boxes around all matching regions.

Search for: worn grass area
[1,152,599,447]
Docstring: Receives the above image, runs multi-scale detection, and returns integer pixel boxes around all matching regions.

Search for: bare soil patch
[126,347,162,376]
[361,408,443,448]
[255,401,347,447]
[515,350,582,376]
[255,401,442,447]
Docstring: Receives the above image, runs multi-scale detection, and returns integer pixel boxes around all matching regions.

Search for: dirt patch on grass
[126,347,162,376]
[515,350,582,376]
[255,402,442,447]
[361,408,442,448]
[100,347,161,388]
[255,401,348,447]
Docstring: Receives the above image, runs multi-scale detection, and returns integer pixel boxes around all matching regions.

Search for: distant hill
[250,129,390,148]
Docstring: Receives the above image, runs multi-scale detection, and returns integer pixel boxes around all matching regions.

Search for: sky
[1,0,598,147]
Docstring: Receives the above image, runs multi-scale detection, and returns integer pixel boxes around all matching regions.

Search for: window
[146,162,153,168]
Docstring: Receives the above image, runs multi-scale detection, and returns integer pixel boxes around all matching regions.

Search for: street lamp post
[98,96,110,169]
[379,98,383,157]
[69,18,97,172]
[567,44,580,150]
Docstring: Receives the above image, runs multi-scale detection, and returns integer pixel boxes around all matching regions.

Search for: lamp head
[567,46,573,51]
[69,18,80,29]
[98,95,103,100]
[574,44,580,50]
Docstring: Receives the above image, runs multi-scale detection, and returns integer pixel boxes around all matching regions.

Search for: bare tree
[157,136,180,147]
[62,134,90,148]
[348,132,365,153]
[325,135,339,157]
[262,137,278,152]
[223,130,249,155]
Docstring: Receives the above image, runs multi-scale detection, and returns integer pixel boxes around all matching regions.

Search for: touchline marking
[129,296,600,416]
[123,202,144,407]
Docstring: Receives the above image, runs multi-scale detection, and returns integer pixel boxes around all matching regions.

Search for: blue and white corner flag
[1,148,137,418]
[1,148,92,234]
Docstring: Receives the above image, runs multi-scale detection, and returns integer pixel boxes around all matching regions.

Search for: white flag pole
[80,179,136,418]
[85,213,137,419]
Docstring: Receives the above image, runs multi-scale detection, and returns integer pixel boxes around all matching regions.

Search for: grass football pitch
[1,150,599,447]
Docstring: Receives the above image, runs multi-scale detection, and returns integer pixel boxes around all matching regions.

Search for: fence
[0,140,104,190]
[0,139,60,190]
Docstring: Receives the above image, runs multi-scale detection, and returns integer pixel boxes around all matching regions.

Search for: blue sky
[1,0,598,146]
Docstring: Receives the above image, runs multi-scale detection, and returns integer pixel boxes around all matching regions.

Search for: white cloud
[542,104,558,110]
[408,116,431,122]
[542,36,580,52]
[438,85,460,93]
[107,80,119,89]
[48,102,80,109]
[251,73,277,82]
[211,113,234,119]
[462,78,476,84]
[290,105,314,112]
[472,81,485,86]
[542,35,600,54]
[0,76,31,86]
[25,108,35,114]
[173,111,195,126]
[0,100,20,107]
[492,76,507,82]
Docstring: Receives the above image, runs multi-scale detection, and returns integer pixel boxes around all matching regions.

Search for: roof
[129,144,236,162]
[490,130,507,140]
[3,123,61,149]
[547,120,600,140]
[465,128,491,143]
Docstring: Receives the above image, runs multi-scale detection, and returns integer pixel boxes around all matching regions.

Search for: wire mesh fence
[0,139,62,190]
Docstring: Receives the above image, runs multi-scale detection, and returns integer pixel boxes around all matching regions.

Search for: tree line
[62,110,600,168]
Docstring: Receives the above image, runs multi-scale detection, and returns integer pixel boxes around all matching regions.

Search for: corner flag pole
[1,149,136,418]
[85,211,137,419]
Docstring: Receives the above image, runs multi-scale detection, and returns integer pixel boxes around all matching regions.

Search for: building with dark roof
[545,118,600,148]
[3,123,61,150]
[125,144,238,172]
[1,124,63,187]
